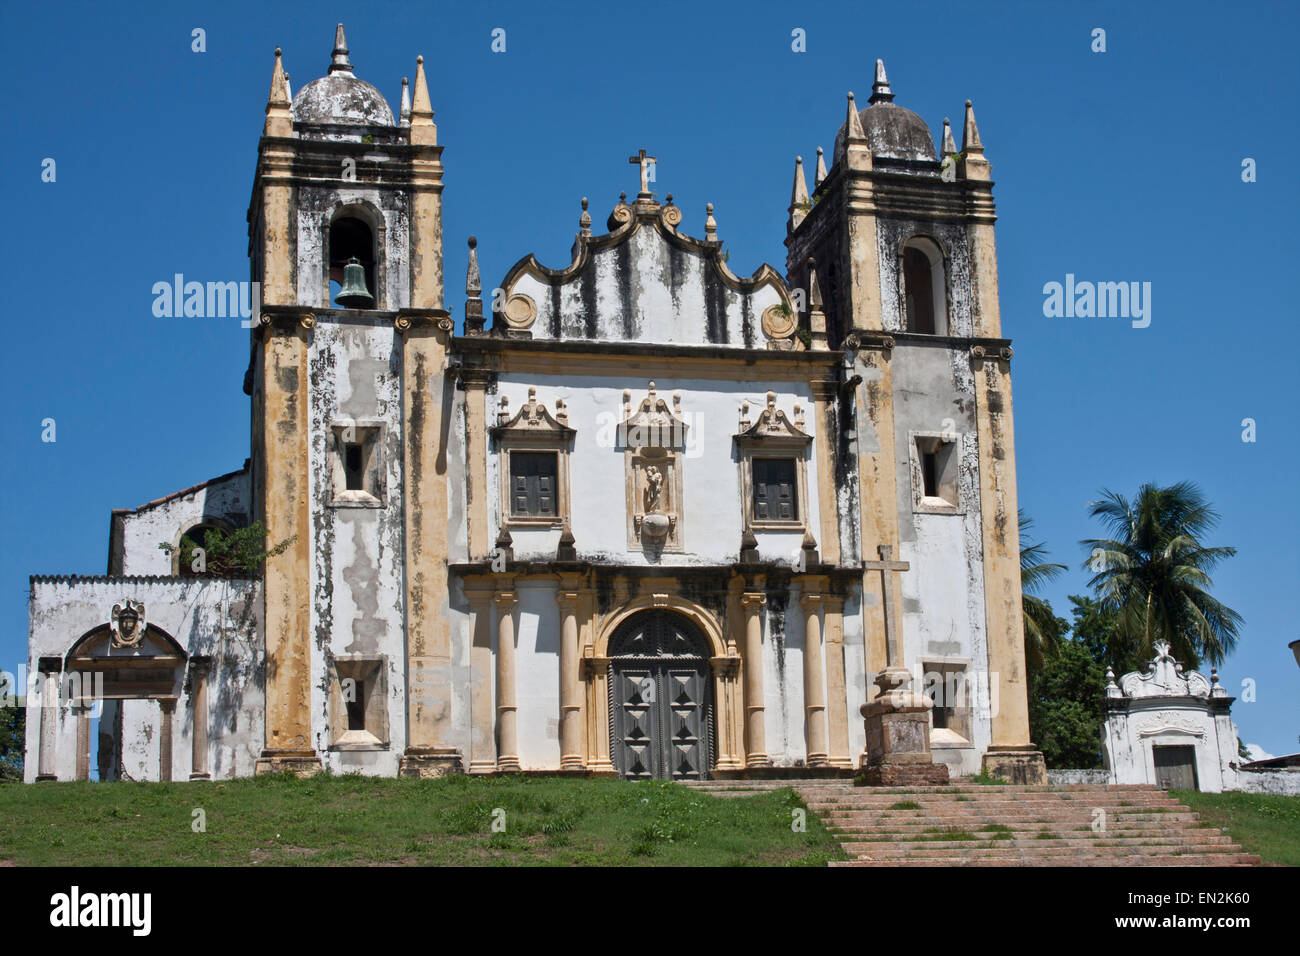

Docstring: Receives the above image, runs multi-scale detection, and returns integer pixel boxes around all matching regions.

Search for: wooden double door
[609,611,713,781]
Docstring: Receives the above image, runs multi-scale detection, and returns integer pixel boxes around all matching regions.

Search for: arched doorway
[609,610,713,781]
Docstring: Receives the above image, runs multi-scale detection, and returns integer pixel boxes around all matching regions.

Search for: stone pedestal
[981,748,1047,785]
[399,748,465,779]
[255,748,323,777]
[857,669,949,787]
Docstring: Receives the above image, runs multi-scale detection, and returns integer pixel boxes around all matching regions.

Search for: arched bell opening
[900,236,948,335]
[328,214,378,309]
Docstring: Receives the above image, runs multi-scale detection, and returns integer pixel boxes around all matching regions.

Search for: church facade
[24,26,1044,785]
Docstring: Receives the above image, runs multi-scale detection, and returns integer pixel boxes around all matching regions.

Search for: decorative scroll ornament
[110,599,147,649]
[492,386,571,433]
[1118,640,1212,699]
[619,381,687,450]
[736,392,810,441]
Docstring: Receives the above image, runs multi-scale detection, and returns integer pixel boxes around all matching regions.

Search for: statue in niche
[110,599,146,649]
[645,465,663,513]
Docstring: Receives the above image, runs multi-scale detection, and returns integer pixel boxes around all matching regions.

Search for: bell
[336,257,375,309]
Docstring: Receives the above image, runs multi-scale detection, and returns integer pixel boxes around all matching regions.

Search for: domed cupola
[834,60,936,163]
[291,24,395,127]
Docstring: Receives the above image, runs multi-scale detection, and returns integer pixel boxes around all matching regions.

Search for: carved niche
[620,382,687,553]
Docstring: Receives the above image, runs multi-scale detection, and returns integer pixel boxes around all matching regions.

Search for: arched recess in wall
[325,202,386,310]
[900,236,948,336]
[172,517,237,577]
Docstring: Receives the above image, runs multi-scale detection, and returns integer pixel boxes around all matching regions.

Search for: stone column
[462,371,491,562]
[557,585,584,770]
[75,705,90,782]
[397,314,461,778]
[255,313,320,777]
[712,658,743,771]
[465,582,497,773]
[973,347,1045,784]
[810,381,841,566]
[36,663,59,781]
[823,596,852,768]
[800,586,829,767]
[582,654,616,775]
[158,698,176,783]
[189,657,212,780]
[740,592,770,768]
[494,590,521,771]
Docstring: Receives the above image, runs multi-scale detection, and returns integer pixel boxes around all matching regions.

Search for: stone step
[830,829,1238,844]
[761,783,1259,868]
[830,854,1261,867]
[842,832,1237,848]
[817,812,1202,826]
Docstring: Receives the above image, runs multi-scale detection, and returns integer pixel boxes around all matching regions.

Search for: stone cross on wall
[863,544,910,692]
[628,148,656,197]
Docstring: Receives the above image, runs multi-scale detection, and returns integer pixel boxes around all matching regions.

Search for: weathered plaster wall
[307,318,408,774]
[25,576,264,782]
[117,471,251,576]
[888,342,990,775]
[1235,769,1300,795]
[488,375,821,567]
[510,225,785,347]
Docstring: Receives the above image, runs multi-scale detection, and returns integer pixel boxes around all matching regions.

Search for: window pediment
[734,392,812,446]
[490,386,575,441]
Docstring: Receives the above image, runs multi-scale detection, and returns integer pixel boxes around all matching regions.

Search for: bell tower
[785,61,1046,783]
[246,24,457,776]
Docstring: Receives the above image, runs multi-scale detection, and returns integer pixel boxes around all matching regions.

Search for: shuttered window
[510,451,558,517]
[752,457,797,521]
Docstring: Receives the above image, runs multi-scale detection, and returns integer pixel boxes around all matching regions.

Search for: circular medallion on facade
[761,303,797,340]
[503,293,537,330]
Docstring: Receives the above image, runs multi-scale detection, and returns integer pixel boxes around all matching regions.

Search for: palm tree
[1020,512,1066,671]
[1081,481,1242,668]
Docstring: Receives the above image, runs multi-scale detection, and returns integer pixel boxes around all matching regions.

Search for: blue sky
[2,0,1296,757]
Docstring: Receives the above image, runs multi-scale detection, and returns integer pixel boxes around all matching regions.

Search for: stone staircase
[681,780,1259,866]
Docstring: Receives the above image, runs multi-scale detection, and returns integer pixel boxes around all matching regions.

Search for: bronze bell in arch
[336,257,375,309]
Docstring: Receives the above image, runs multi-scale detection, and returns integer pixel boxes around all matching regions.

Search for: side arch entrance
[608,610,713,781]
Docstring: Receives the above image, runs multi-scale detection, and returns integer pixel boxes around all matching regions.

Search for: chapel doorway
[609,611,713,781]
[1153,744,1199,791]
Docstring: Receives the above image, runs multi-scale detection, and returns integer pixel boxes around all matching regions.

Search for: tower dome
[291,24,395,127]
[834,60,936,163]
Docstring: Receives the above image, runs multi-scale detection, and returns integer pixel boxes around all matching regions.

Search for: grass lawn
[0,774,845,867]
[1173,790,1300,866]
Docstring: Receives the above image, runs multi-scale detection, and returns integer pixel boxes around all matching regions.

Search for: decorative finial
[399,77,411,127]
[941,118,957,159]
[284,71,291,101]
[619,191,627,203]
[814,146,827,187]
[409,54,435,145]
[666,192,673,204]
[844,91,867,143]
[579,197,591,236]
[329,23,353,75]
[705,202,717,241]
[788,155,810,234]
[265,47,293,137]
[464,236,484,334]
[869,58,894,104]
[962,99,984,153]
